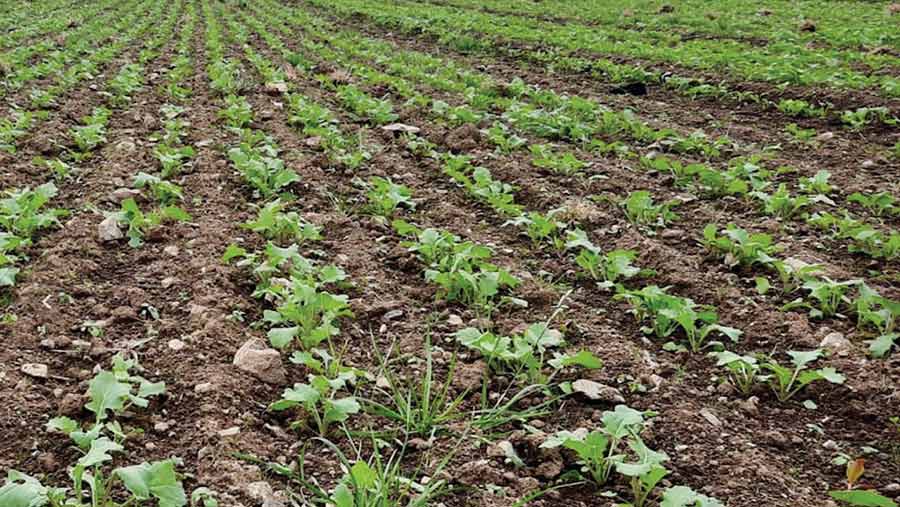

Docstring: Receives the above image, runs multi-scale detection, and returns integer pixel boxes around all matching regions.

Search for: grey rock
[21,363,48,378]
[571,379,625,403]
[98,216,123,242]
[233,338,286,384]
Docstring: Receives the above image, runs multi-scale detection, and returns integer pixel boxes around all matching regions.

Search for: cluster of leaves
[70,107,111,160]
[809,210,900,260]
[394,220,519,312]
[616,285,741,352]
[565,228,643,288]
[0,355,217,507]
[224,242,352,351]
[776,99,827,118]
[442,153,521,217]
[0,111,33,153]
[751,183,818,220]
[0,183,67,288]
[713,348,845,402]
[621,190,679,229]
[642,155,768,198]
[703,223,780,269]
[243,199,322,244]
[543,405,722,507]
[286,93,370,169]
[228,129,300,198]
[208,59,245,96]
[529,144,587,175]
[153,105,195,179]
[455,322,601,383]
[365,176,414,218]
[337,84,398,125]
[109,198,191,248]
[106,63,144,107]
[840,107,897,130]
[270,349,362,435]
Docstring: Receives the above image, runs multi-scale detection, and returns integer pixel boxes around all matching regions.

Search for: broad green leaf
[0,471,48,507]
[324,397,360,424]
[660,486,699,507]
[79,437,123,467]
[549,350,603,369]
[816,367,846,384]
[788,349,822,369]
[86,371,131,421]
[829,490,897,507]
[267,326,298,349]
[161,206,191,222]
[222,244,247,263]
[0,267,18,287]
[332,483,353,507]
[869,333,898,358]
[47,416,79,435]
[755,276,770,295]
[350,460,376,489]
[602,405,644,439]
[116,460,187,507]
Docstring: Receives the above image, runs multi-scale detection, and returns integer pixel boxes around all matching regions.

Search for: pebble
[97,216,123,242]
[819,332,852,356]
[195,382,213,393]
[883,483,900,497]
[232,338,287,384]
[21,363,48,379]
[218,426,240,437]
[571,379,625,403]
[699,408,722,427]
[164,245,180,257]
[168,339,186,351]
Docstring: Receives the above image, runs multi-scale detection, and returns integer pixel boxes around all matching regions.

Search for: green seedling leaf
[116,460,187,507]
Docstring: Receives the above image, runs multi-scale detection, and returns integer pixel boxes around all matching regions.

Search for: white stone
[232,338,286,384]
[98,216,123,242]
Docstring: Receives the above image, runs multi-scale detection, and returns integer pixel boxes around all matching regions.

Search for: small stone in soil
[218,426,240,437]
[571,379,625,403]
[21,363,48,378]
[97,216,123,242]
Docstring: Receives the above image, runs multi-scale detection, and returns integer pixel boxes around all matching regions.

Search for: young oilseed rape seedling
[798,170,833,196]
[542,405,649,486]
[133,172,183,205]
[784,276,859,319]
[616,285,741,352]
[112,198,191,248]
[243,199,321,244]
[269,372,360,436]
[486,121,526,154]
[752,184,816,220]
[455,323,600,383]
[621,190,679,229]
[505,209,567,249]
[848,191,897,217]
[703,224,780,269]
[711,350,760,396]
[0,355,207,507]
[762,349,845,402]
[530,144,587,175]
[854,283,900,358]
[565,229,643,287]
[219,94,253,129]
[366,176,414,217]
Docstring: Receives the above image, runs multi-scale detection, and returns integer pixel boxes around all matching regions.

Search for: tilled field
[1,1,899,507]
